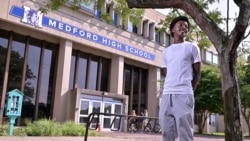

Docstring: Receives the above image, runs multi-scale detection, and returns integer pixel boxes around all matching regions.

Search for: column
[53,39,72,122]
[149,22,155,41]
[160,31,166,45]
[147,66,161,117]
[137,21,143,36]
[109,55,124,95]
[143,19,149,38]
[123,17,129,30]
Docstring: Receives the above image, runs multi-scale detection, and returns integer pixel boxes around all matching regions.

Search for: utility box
[5,89,24,135]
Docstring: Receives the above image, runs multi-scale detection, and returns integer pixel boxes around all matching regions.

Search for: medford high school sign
[9,5,155,61]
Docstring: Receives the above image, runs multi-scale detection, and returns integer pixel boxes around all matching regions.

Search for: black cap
[169,16,190,36]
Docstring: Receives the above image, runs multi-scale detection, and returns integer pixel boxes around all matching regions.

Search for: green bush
[0,124,26,136]
[1,118,101,137]
[88,130,102,136]
[13,127,27,136]
[61,121,84,136]
[25,118,62,136]
[0,124,9,136]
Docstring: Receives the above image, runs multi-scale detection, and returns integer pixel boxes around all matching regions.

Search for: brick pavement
[1,132,250,141]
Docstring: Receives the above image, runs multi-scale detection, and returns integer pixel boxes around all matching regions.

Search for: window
[206,51,212,62]
[106,6,110,14]
[0,29,58,123]
[132,25,138,34]
[128,21,137,34]
[79,100,90,124]
[80,1,95,13]
[100,58,110,92]
[154,28,160,44]
[212,54,218,64]
[205,50,218,64]
[95,9,101,18]
[69,50,110,91]
[165,34,170,47]
[89,56,98,90]
[128,21,133,32]
[78,53,88,88]
[68,0,95,13]
[209,114,216,125]
[124,64,148,114]
[113,12,118,26]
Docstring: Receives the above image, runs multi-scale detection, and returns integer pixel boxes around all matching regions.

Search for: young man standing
[159,16,201,141]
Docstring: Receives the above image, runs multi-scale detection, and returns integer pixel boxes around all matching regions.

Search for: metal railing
[84,112,161,141]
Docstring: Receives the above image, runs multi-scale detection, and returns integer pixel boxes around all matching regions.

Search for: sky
[155,0,250,42]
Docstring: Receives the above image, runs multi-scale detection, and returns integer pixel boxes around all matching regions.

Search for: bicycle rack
[84,112,161,141]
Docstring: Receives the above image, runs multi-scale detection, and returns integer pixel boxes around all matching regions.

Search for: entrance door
[89,101,101,129]
[79,95,123,131]
[102,102,112,131]
[102,102,123,131]
[111,104,122,130]
[79,99,102,128]
[79,100,90,124]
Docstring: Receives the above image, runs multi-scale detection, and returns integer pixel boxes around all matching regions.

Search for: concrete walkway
[1,132,250,141]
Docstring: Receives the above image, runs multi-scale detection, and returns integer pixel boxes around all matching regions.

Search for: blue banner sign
[9,5,155,61]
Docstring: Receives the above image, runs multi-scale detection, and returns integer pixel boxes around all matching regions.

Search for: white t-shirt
[162,41,201,95]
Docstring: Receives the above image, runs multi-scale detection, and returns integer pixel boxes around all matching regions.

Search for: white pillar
[147,66,161,117]
[109,55,124,94]
[160,31,166,45]
[149,22,155,41]
[122,17,129,30]
[143,20,149,38]
[53,39,72,122]
[137,21,143,36]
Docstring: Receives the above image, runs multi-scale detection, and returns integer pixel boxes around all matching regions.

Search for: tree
[195,65,222,134]
[40,0,144,26]
[238,55,250,136]
[126,0,250,140]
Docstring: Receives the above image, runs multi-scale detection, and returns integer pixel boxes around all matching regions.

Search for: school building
[1,0,246,133]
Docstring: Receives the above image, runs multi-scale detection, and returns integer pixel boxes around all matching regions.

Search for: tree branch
[228,0,250,54]
[226,0,229,35]
[126,0,225,52]
[233,0,241,7]
[243,29,250,40]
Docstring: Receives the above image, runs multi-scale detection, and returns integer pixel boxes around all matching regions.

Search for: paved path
[1,132,250,141]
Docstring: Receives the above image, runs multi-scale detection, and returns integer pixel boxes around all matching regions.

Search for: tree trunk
[197,113,203,134]
[220,49,243,141]
[248,121,250,137]
[242,111,250,137]
[125,1,250,140]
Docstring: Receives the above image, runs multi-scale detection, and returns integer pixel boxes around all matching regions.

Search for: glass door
[89,101,101,129]
[79,100,90,124]
[79,95,124,131]
[79,99,102,127]
[102,102,123,131]
[111,104,122,130]
[102,102,112,130]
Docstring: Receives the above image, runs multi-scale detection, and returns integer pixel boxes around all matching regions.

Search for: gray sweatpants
[159,94,194,141]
